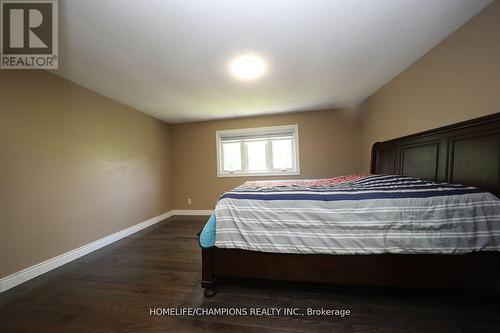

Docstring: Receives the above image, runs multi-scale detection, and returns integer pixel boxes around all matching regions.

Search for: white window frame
[216,124,300,177]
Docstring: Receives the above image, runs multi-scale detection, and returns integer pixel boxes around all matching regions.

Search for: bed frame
[200,112,500,297]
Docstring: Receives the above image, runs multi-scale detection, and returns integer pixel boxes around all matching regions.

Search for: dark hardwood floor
[1,216,499,333]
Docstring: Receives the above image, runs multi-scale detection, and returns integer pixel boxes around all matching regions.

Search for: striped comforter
[214,174,500,254]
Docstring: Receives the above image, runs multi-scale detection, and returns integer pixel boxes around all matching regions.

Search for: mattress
[201,174,500,254]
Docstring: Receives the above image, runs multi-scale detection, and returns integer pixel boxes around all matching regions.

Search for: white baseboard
[0,209,215,293]
[170,209,214,216]
[0,210,174,293]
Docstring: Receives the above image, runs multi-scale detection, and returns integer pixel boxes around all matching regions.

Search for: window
[216,125,300,177]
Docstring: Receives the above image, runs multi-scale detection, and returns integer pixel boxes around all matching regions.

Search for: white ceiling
[53,0,492,123]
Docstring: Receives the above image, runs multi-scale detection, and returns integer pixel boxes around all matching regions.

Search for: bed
[199,113,500,297]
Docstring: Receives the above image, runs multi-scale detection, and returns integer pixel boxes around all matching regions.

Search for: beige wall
[171,109,361,209]
[0,70,172,277]
[358,1,500,171]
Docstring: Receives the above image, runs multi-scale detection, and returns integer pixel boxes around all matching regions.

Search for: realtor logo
[1,0,58,69]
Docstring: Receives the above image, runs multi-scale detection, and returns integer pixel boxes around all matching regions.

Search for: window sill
[217,171,300,178]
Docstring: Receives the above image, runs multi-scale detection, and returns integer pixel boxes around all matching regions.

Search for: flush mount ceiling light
[229,54,267,81]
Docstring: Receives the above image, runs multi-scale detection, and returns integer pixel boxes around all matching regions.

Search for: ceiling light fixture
[229,54,267,81]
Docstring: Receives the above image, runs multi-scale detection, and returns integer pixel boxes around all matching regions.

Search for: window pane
[223,142,241,171]
[272,139,292,169]
[218,125,299,177]
[247,141,267,171]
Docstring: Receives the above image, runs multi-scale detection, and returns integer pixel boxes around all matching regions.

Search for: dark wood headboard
[370,112,500,196]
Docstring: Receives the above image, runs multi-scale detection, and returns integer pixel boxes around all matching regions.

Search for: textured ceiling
[52,0,492,123]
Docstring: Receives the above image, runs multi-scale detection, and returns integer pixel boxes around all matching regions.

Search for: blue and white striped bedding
[212,174,500,254]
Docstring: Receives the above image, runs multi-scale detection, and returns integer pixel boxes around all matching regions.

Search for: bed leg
[201,247,217,297]
[203,280,217,297]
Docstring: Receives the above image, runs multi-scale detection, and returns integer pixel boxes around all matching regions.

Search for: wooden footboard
[201,246,500,297]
